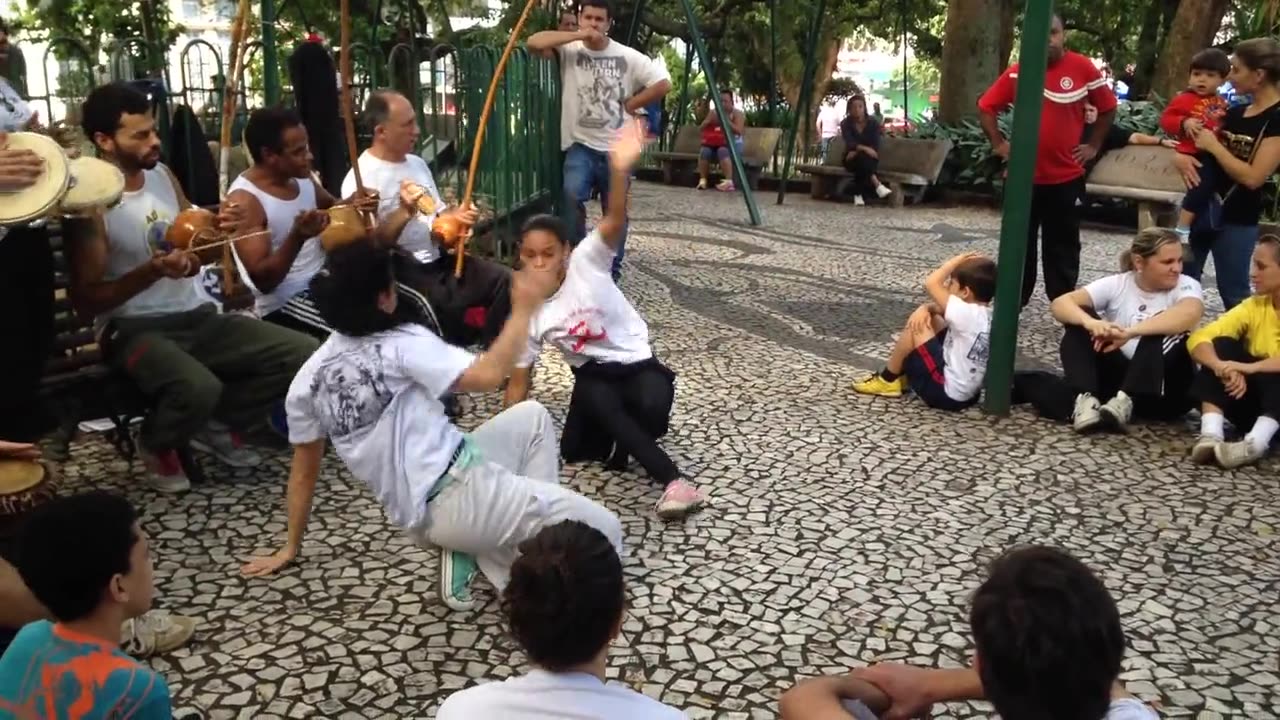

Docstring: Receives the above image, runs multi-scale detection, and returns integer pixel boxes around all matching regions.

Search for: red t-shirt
[1159,90,1229,155]
[978,51,1118,185]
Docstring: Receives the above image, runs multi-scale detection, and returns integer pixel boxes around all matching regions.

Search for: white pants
[413,400,623,590]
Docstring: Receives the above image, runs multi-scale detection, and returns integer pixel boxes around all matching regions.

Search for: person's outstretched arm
[779,674,890,720]
[240,439,326,577]
[597,119,649,249]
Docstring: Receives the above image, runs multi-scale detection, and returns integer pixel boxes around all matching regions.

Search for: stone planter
[1261,222,1279,239]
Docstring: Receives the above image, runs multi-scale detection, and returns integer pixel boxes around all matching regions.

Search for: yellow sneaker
[852,374,906,397]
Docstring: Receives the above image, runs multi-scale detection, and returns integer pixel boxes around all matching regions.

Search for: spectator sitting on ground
[436,520,685,719]
[0,491,177,717]
[839,95,893,205]
[696,89,746,192]
[780,546,1159,720]
[852,252,997,412]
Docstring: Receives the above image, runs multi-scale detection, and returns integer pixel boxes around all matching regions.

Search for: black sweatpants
[561,358,680,485]
[1022,178,1084,307]
[1190,337,1280,429]
[841,153,879,201]
[391,251,512,348]
[1059,320,1194,420]
[0,225,56,442]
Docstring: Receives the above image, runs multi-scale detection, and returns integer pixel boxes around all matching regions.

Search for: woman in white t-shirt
[240,240,623,612]
[437,520,686,720]
[1050,227,1204,433]
[503,121,707,520]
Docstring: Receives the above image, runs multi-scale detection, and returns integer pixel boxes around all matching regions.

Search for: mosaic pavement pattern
[50,184,1278,718]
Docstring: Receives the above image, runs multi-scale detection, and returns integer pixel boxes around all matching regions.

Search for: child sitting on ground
[853,252,997,411]
[1159,48,1232,238]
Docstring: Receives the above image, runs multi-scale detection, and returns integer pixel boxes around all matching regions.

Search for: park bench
[1084,145,1186,230]
[39,227,205,481]
[797,136,952,207]
[651,125,783,191]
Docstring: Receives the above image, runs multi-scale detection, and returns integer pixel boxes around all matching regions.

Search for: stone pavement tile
[43,184,1278,718]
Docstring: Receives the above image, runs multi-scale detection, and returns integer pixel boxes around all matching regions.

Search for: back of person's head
[971,546,1125,720]
[1120,227,1184,271]
[1189,48,1231,78]
[954,256,997,303]
[1234,37,1280,85]
[15,491,150,622]
[501,520,625,672]
[80,81,151,142]
[244,105,304,164]
[309,240,403,336]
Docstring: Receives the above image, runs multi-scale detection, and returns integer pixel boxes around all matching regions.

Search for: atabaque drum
[0,460,57,540]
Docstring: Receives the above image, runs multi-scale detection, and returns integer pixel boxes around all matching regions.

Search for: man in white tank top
[340,90,512,349]
[64,82,319,494]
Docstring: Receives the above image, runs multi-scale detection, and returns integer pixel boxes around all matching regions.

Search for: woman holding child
[1050,228,1204,433]
[1177,38,1280,310]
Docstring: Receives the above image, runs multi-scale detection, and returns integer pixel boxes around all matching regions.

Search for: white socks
[1201,412,1225,441]
[1246,416,1279,454]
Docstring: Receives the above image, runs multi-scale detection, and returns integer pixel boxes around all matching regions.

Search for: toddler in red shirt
[1158,48,1232,237]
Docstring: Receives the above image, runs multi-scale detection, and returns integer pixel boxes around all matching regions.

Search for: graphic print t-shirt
[1217,101,1280,226]
[941,296,993,402]
[557,40,670,152]
[519,230,652,369]
[1085,272,1203,358]
[0,621,173,719]
[286,325,475,531]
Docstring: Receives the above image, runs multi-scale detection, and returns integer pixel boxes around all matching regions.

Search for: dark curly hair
[519,213,571,247]
[501,520,625,671]
[309,239,404,336]
[971,546,1126,720]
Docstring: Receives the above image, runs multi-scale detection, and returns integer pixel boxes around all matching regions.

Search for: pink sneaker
[141,449,191,494]
[655,479,707,520]
[716,180,735,192]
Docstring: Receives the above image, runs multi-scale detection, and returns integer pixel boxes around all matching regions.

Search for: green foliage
[824,77,862,102]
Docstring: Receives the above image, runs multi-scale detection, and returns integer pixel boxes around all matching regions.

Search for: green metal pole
[677,0,761,226]
[625,0,648,46]
[776,0,826,205]
[982,0,1055,416]
[262,0,280,104]
[769,0,778,169]
[673,42,694,147]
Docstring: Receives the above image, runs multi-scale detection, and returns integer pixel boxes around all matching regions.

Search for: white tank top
[98,164,207,331]
[228,174,325,316]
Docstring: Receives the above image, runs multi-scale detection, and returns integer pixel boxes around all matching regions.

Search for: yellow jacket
[1187,295,1280,358]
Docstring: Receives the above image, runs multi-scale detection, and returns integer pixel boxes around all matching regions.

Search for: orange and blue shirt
[0,621,172,719]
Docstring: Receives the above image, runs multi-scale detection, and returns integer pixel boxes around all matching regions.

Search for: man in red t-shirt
[978,13,1118,307]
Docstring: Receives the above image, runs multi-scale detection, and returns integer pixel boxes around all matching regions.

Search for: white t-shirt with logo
[340,151,443,261]
[0,77,34,132]
[1083,272,1203,358]
[942,296,993,402]
[436,669,686,720]
[519,230,651,369]
[285,324,475,531]
[556,40,670,152]
[1106,698,1159,720]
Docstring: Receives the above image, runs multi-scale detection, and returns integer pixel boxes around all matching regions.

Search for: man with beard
[65,82,319,493]
[340,90,511,349]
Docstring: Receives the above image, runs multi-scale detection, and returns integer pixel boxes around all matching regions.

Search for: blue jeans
[564,143,628,279]
[1185,223,1259,311]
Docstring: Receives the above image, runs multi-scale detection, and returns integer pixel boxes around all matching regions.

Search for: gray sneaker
[1072,393,1103,433]
[1099,391,1134,432]
[122,610,198,658]
[1214,439,1265,469]
[1189,435,1220,465]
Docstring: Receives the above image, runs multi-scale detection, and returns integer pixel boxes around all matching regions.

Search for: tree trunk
[1193,0,1231,50]
[1151,0,1216,100]
[998,0,1016,70]
[779,35,841,146]
[937,0,1002,123]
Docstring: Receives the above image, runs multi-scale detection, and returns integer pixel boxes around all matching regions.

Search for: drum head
[0,132,71,225]
[62,156,125,212]
[0,459,43,495]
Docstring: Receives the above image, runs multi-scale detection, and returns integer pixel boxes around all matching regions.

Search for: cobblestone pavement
[53,184,1278,718]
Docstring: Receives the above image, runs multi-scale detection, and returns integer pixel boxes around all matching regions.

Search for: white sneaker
[875,184,893,199]
[1188,435,1220,465]
[1214,439,1266,469]
[1099,391,1134,432]
[1072,393,1103,433]
[854,195,866,206]
[122,610,198,658]
[141,449,192,493]
[191,428,261,468]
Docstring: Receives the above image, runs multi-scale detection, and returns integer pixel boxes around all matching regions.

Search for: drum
[164,207,226,264]
[0,132,70,225]
[319,204,368,252]
[61,156,125,215]
[0,460,57,539]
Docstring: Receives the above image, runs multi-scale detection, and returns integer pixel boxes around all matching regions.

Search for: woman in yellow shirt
[1187,234,1280,468]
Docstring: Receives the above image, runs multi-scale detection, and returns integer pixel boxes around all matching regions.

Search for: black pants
[561,358,680,485]
[0,226,56,442]
[842,153,879,200]
[392,251,511,348]
[1059,320,1194,420]
[1190,337,1280,429]
[1023,178,1084,307]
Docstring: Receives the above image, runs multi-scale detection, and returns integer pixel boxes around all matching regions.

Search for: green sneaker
[439,548,478,611]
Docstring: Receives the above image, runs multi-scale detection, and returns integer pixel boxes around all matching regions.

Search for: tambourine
[0,132,125,225]
[0,459,57,538]
[319,203,371,252]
